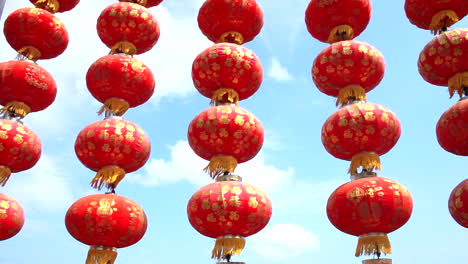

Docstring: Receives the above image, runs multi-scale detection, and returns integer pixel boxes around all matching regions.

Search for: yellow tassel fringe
[97,98,130,117]
[0,101,32,118]
[212,236,246,260]
[355,233,392,257]
[0,166,12,187]
[33,0,60,13]
[110,41,137,56]
[327,25,354,43]
[17,46,41,61]
[204,155,238,179]
[216,31,244,45]
[86,246,117,264]
[91,166,126,191]
[429,10,459,35]
[337,85,367,106]
[349,152,381,176]
[448,72,468,98]
[211,88,240,106]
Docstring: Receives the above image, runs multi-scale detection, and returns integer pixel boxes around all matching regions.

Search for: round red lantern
[97,2,160,55]
[312,40,385,106]
[30,0,80,13]
[3,8,69,60]
[0,193,25,241]
[0,60,57,118]
[65,193,147,264]
[187,177,272,259]
[305,0,372,43]
[74,118,151,190]
[198,0,264,44]
[405,0,467,34]
[449,178,468,228]
[418,28,468,98]
[86,55,155,117]
[321,102,401,175]
[188,105,264,178]
[436,98,468,156]
[327,176,413,256]
[0,119,41,186]
[192,43,263,105]
[118,0,163,8]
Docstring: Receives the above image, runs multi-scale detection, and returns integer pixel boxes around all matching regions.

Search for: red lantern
[192,43,263,105]
[0,193,25,241]
[29,0,80,13]
[436,99,468,156]
[327,176,413,256]
[0,119,41,186]
[74,118,151,190]
[188,105,264,178]
[3,8,69,60]
[0,60,57,118]
[312,40,385,106]
[187,178,272,259]
[198,0,264,45]
[305,0,372,43]
[405,0,467,34]
[118,0,163,8]
[65,193,147,264]
[418,28,468,98]
[321,102,401,175]
[448,178,468,228]
[97,2,160,55]
[86,55,155,117]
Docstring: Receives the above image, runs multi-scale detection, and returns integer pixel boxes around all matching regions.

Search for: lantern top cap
[351,170,377,181]
[215,174,242,182]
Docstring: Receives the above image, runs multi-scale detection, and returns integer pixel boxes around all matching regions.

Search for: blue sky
[0,0,467,263]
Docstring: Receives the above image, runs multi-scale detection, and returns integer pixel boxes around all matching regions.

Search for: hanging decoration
[449,179,468,228]
[0,193,25,241]
[29,0,80,13]
[436,98,468,156]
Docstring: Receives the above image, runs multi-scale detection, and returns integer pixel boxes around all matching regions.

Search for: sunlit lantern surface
[449,179,468,228]
[0,193,24,241]
[436,99,468,156]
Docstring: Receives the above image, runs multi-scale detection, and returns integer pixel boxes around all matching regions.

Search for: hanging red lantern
[118,0,163,8]
[188,105,264,178]
[0,60,57,118]
[192,43,263,105]
[305,0,372,43]
[74,118,151,190]
[65,193,147,264]
[29,0,80,13]
[0,193,25,241]
[3,8,69,60]
[312,40,385,106]
[187,178,272,259]
[86,55,155,117]
[327,176,413,257]
[436,99,468,156]
[404,0,467,34]
[198,0,264,45]
[418,28,468,98]
[97,2,160,55]
[0,119,41,186]
[448,178,468,228]
[321,102,401,175]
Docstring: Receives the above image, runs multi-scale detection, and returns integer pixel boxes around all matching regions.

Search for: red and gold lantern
[192,43,263,105]
[449,178,468,228]
[312,40,385,106]
[305,0,372,43]
[327,176,413,256]
[29,0,80,13]
[436,99,468,156]
[65,193,147,264]
[0,193,25,241]
[118,0,163,8]
[198,0,264,45]
[74,118,151,190]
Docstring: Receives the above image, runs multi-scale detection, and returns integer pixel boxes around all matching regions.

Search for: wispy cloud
[268,57,293,81]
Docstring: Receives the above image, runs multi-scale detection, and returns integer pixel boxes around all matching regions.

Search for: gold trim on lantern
[327,25,354,43]
[448,72,468,99]
[33,0,60,13]
[86,246,117,264]
[110,41,137,56]
[91,166,126,191]
[204,155,238,179]
[0,165,12,187]
[211,88,240,106]
[355,232,392,257]
[212,235,246,260]
[98,98,131,117]
[349,152,381,176]
[429,10,459,35]
[0,101,32,118]
[17,46,42,61]
[337,85,367,107]
[216,32,244,45]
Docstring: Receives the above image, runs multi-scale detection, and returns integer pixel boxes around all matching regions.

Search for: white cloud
[268,57,293,81]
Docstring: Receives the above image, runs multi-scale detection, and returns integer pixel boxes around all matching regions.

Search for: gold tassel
[204,155,238,179]
[336,85,367,106]
[212,236,246,260]
[97,98,130,117]
[109,41,137,56]
[349,152,381,176]
[429,10,459,34]
[355,233,392,257]
[17,46,42,61]
[33,0,60,13]
[327,25,354,43]
[91,166,126,191]
[448,72,468,98]
[0,101,31,118]
[119,0,148,6]
[0,166,12,187]
[216,31,244,45]
[86,246,117,264]
[211,88,240,106]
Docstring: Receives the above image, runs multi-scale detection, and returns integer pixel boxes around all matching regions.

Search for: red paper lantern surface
[418,28,468,98]
[86,55,155,116]
[29,0,80,13]
[0,193,25,241]
[436,99,468,156]
[118,0,163,8]
[198,0,264,44]
[449,179,468,228]
[192,43,263,104]
[312,40,385,106]
[97,2,160,55]
[3,8,69,60]
[0,119,41,186]
[0,60,57,118]
[305,0,372,43]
